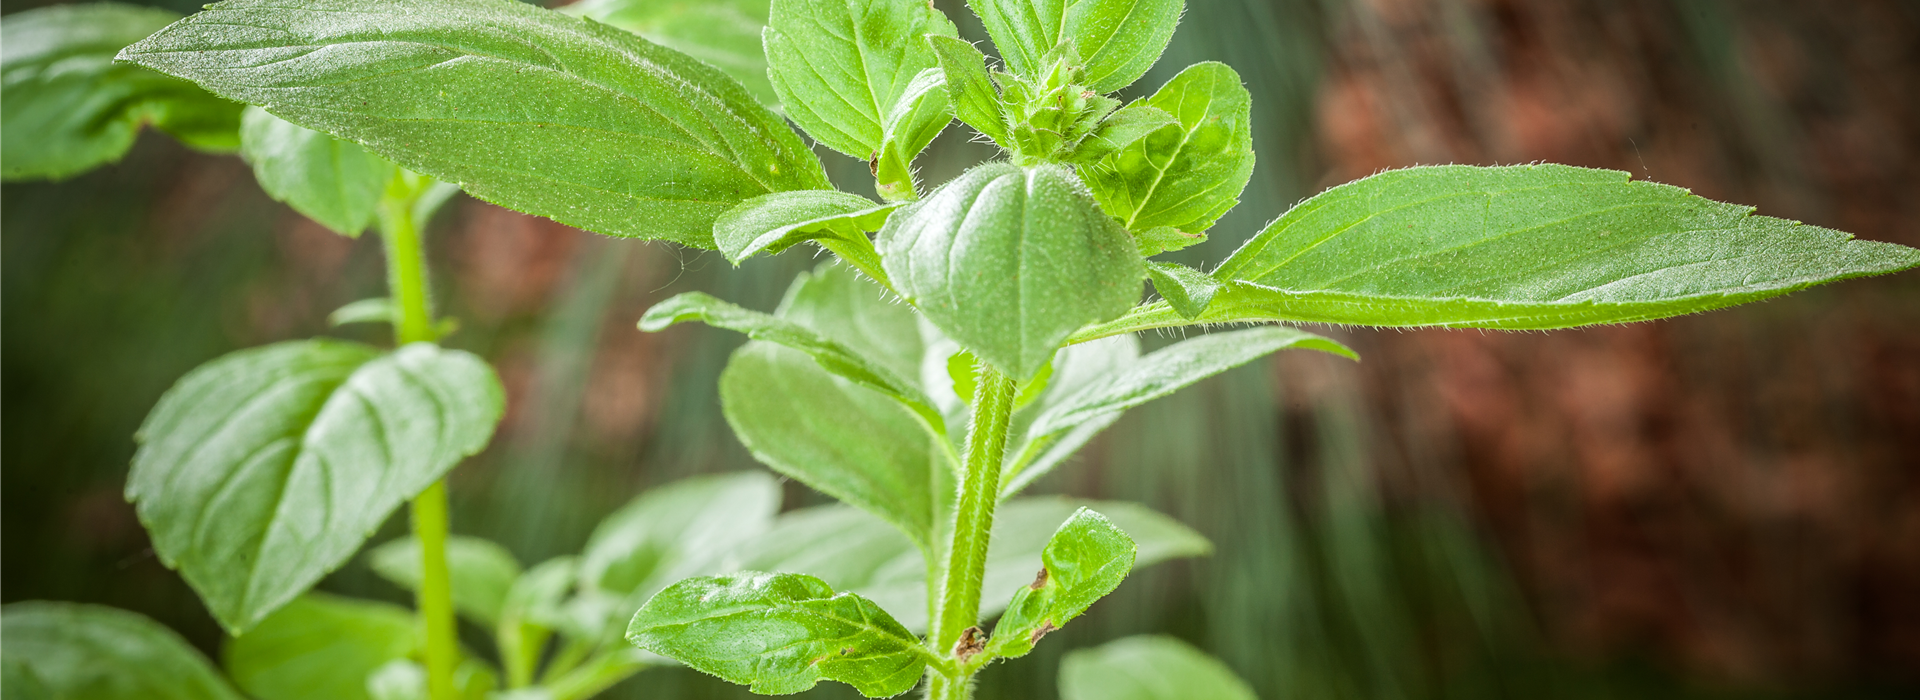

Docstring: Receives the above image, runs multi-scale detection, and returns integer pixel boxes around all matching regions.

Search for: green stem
[928,361,1018,699]
[379,179,457,700]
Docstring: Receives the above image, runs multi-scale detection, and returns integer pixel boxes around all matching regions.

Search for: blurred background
[4,0,1917,698]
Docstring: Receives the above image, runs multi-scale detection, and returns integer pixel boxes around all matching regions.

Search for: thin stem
[379,178,457,700]
[927,361,1018,699]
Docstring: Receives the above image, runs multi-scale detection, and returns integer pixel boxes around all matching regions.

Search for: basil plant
[6,0,1919,699]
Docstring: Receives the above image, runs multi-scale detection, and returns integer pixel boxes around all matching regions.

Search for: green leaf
[963,0,1066,81]
[641,292,938,424]
[128,340,505,632]
[711,190,901,276]
[329,298,397,328]
[927,35,1010,147]
[1,3,242,181]
[1066,104,1178,165]
[369,535,522,627]
[225,594,420,700]
[880,162,1145,379]
[562,0,777,106]
[1,601,244,700]
[1066,0,1184,93]
[1133,225,1206,257]
[3,658,51,700]
[763,0,957,178]
[1145,261,1222,319]
[777,262,926,383]
[627,572,930,697]
[876,67,954,199]
[984,508,1137,660]
[1084,62,1253,233]
[1020,328,1352,470]
[239,107,397,237]
[997,335,1139,497]
[496,557,578,688]
[1207,163,1920,328]
[1059,636,1257,700]
[578,472,781,601]
[119,0,829,248]
[735,498,1209,633]
[722,342,944,549]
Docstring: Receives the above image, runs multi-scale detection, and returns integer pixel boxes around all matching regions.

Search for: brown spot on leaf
[1029,620,1057,644]
[1030,567,1050,589]
[952,626,986,662]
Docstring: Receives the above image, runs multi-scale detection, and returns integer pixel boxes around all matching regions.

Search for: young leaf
[880,162,1145,380]
[1067,0,1184,93]
[128,340,505,633]
[735,498,1209,634]
[224,594,421,700]
[1084,62,1253,233]
[627,572,931,697]
[1,601,245,700]
[119,0,829,248]
[984,508,1138,660]
[240,107,396,237]
[763,0,958,193]
[1066,103,1178,164]
[1145,261,1223,319]
[1059,636,1257,700]
[876,67,955,199]
[963,0,1066,81]
[1,4,242,181]
[641,292,939,424]
[577,472,781,605]
[562,0,777,106]
[927,35,1011,147]
[711,190,901,276]
[1208,163,1920,328]
[369,535,522,627]
[721,342,944,549]
[1133,225,1206,257]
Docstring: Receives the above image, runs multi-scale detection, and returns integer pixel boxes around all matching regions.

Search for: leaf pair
[626,503,1206,697]
[763,0,957,199]
[1,3,242,182]
[128,341,504,633]
[119,0,830,248]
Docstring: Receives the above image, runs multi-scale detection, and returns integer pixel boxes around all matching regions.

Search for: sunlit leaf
[129,340,504,632]
[1205,163,1920,328]
[119,0,829,247]
[1084,62,1253,234]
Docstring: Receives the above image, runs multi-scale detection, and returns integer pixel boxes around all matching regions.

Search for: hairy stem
[379,180,457,700]
[928,361,1018,698]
